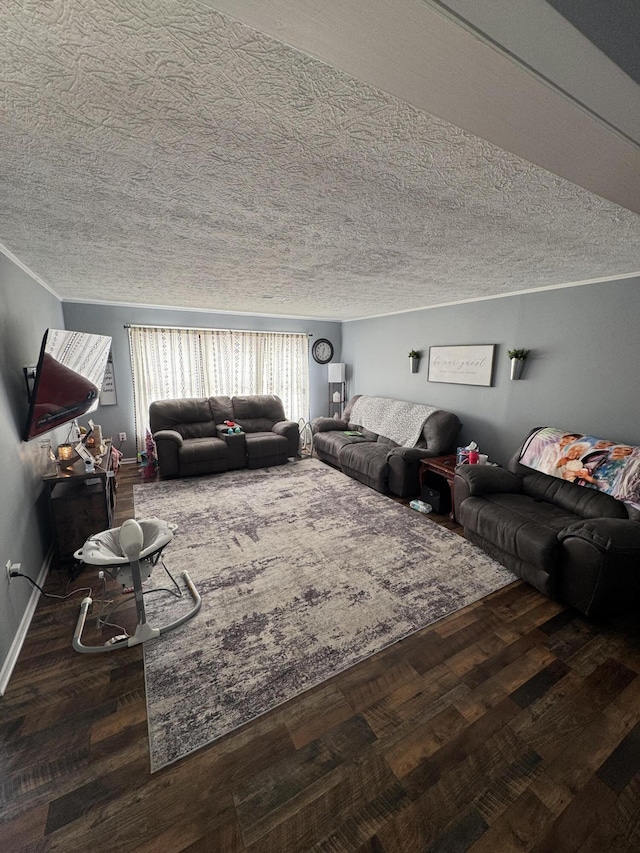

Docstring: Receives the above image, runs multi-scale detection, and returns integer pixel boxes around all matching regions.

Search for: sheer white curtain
[128,326,309,451]
[199,330,309,421]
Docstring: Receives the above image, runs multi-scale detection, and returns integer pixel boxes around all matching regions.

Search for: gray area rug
[135,459,514,771]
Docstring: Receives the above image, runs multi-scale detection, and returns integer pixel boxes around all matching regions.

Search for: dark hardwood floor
[2,461,640,851]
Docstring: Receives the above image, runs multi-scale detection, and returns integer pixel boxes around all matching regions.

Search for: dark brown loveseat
[454,428,640,617]
[149,394,299,478]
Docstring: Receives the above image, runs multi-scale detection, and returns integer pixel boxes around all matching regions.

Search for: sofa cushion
[458,493,581,571]
[424,410,466,456]
[341,395,361,423]
[375,434,399,447]
[520,472,629,519]
[208,395,234,424]
[232,394,286,432]
[245,432,289,468]
[150,398,219,439]
[347,424,379,440]
[178,436,229,476]
[314,430,372,461]
[339,443,389,493]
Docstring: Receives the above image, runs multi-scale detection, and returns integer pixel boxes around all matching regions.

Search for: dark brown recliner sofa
[454,428,640,618]
[312,394,461,498]
[149,394,299,478]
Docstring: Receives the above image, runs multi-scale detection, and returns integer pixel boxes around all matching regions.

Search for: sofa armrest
[558,518,640,617]
[386,447,430,461]
[455,465,523,496]
[152,429,183,478]
[311,417,347,433]
[272,420,300,457]
[454,465,523,520]
[385,447,460,462]
[385,447,431,499]
[559,518,640,555]
[153,429,183,447]
[272,419,297,436]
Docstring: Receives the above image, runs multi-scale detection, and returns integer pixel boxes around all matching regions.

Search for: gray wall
[0,253,65,686]
[62,302,342,457]
[342,276,640,465]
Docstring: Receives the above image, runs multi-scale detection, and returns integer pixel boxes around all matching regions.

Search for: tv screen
[23,329,112,441]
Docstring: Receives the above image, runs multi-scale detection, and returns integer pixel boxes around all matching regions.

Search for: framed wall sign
[100,351,118,405]
[428,344,495,387]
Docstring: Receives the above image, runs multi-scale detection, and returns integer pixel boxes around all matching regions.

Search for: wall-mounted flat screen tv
[23,329,113,441]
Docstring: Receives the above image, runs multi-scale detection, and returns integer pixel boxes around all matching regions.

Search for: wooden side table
[44,439,117,568]
[418,454,458,522]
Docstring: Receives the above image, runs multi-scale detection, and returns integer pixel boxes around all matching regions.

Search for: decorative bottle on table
[38,439,58,477]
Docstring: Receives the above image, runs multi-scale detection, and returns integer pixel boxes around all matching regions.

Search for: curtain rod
[123,324,312,336]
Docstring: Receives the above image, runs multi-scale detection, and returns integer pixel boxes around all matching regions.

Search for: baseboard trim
[0,548,52,696]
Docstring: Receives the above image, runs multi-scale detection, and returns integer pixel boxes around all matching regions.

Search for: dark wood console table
[418,454,458,522]
[44,440,117,568]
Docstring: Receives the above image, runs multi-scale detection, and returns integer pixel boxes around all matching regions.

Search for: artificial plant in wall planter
[408,350,421,374]
[508,348,530,380]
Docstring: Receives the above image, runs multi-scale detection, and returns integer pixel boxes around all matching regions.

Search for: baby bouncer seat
[72,517,201,653]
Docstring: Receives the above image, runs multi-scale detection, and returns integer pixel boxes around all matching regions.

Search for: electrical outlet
[119,432,127,443]
[6,560,20,582]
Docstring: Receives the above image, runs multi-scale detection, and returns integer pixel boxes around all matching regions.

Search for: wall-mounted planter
[409,351,421,374]
[510,358,525,380]
[508,348,529,380]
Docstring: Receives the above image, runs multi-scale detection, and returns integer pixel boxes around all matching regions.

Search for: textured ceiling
[1,0,639,321]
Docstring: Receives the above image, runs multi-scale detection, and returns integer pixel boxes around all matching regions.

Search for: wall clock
[311,338,334,364]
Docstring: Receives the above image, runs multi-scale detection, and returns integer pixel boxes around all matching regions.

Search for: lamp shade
[327,362,346,383]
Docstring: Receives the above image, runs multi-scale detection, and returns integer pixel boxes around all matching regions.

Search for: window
[128,325,309,450]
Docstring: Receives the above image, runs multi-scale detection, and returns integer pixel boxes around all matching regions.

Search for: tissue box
[457,447,470,464]
[410,499,433,514]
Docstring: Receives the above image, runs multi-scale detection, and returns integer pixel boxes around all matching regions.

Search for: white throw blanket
[350,396,439,448]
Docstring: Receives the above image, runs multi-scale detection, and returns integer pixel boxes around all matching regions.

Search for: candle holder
[57,443,76,468]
